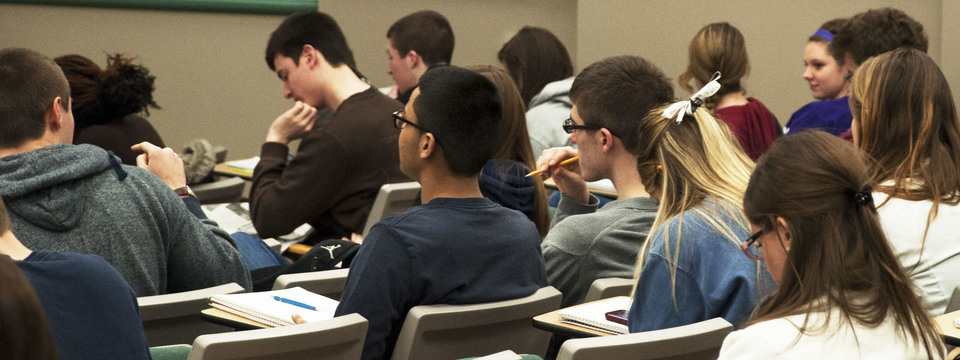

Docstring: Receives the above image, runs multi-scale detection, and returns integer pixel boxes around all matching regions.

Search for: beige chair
[186,313,368,360]
[272,268,350,301]
[390,286,562,360]
[946,284,960,313]
[139,283,245,347]
[555,317,734,360]
[361,182,421,236]
[193,176,246,205]
[583,278,635,302]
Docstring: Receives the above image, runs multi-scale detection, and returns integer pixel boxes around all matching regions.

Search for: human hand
[535,147,589,204]
[291,314,306,324]
[131,142,187,190]
[266,101,318,144]
[341,233,364,245]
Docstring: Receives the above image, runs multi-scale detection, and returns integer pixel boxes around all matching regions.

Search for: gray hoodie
[0,143,251,295]
[526,77,575,157]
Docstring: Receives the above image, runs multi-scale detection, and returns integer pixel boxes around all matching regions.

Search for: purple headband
[814,28,834,42]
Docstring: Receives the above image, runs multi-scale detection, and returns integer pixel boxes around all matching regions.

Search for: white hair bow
[662,71,722,124]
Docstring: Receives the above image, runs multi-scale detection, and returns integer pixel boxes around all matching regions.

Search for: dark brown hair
[498,27,573,105]
[0,254,59,360]
[808,18,847,43]
[265,12,357,71]
[569,55,673,152]
[55,54,159,130]
[829,7,927,66]
[678,22,748,110]
[743,131,942,358]
[0,48,70,148]
[466,65,550,237]
[387,10,454,66]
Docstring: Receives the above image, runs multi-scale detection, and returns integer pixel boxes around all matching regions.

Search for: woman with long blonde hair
[627,82,772,332]
[719,131,944,359]
[850,47,960,316]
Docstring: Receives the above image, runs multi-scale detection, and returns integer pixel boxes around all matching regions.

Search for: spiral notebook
[557,296,631,335]
[209,287,339,327]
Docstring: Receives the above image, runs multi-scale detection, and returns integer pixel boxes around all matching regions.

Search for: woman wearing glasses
[719,131,943,359]
[627,97,773,332]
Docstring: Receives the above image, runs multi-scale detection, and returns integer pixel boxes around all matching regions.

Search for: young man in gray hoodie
[0,47,251,296]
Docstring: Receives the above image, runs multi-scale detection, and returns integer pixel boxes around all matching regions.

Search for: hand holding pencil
[533,147,591,204]
[526,156,578,177]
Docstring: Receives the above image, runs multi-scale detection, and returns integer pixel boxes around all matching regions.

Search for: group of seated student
[2,3,960,360]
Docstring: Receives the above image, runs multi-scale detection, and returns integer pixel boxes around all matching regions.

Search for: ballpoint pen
[525,156,579,177]
[274,296,317,311]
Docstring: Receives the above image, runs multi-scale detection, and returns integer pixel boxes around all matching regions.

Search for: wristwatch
[173,185,196,198]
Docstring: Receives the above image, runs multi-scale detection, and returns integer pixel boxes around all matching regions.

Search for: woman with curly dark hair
[55,54,164,165]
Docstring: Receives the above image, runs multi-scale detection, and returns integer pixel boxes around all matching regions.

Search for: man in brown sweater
[252,12,407,243]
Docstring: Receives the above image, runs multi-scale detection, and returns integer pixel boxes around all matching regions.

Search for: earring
[656,165,662,173]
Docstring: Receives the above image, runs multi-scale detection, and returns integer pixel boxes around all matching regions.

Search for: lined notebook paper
[557,297,631,335]
[209,287,339,327]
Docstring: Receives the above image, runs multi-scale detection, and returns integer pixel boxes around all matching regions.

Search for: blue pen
[273,296,317,311]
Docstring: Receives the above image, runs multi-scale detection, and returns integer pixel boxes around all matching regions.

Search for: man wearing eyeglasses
[252,12,408,244]
[535,56,674,308]
[335,66,548,360]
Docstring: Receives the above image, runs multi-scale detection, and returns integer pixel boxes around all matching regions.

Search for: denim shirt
[628,201,774,332]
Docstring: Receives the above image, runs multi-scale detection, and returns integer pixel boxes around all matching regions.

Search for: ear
[599,128,615,152]
[46,96,66,132]
[418,132,437,159]
[775,216,792,251]
[301,44,320,69]
[405,50,421,68]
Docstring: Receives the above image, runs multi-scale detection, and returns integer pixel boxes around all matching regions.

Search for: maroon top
[713,98,779,161]
[250,87,409,240]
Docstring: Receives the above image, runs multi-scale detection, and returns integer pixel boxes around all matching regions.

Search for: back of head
[265,12,356,71]
[678,22,749,105]
[830,7,927,66]
[55,54,159,129]
[743,131,942,357]
[415,66,502,177]
[850,47,960,203]
[570,55,674,152]
[387,10,454,66]
[498,26,573,105]
[0,254,59,360]
[0,48,70,148]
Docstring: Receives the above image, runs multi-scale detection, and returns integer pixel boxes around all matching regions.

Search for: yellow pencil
[525,156,579,177]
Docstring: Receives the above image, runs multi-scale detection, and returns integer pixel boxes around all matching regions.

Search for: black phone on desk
[605,309,628,325]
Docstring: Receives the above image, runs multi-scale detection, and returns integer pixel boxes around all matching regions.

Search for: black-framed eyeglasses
[739,229,764,260]
[393,110,440,143]
[562,117,602,134]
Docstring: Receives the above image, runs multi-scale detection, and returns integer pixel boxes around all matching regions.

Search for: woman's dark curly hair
[54,54,159,129]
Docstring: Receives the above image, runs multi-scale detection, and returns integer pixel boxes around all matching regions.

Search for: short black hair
[0,48,70,148]
[570,55,674,152]
[265,12,357,71]
[414,66,502,177]
[387,10,454,66]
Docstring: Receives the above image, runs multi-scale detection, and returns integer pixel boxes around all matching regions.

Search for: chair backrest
[187,313,368,360]
[192,176,246,205]
[390,286,562,360]
[583,278,635,302]
[272,268,350,301]
[556,317,734,360]
[138,283,245,347]
[947,284,960,313]
[361,182,421,237]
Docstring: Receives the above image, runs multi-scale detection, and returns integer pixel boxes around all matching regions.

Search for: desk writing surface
[543,178,618,200]
[533,296,632,338]
[935,309,960,346]
[201,308,268,330]
[214,162,253,180]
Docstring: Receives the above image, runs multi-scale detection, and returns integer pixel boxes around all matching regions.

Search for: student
[465,65,550,237]
[628,81,772,331]
[535,55,671,308]
[0,254,58,360]
[0,196,150,360]
[335,66,548,360]
[719,131,944,359]
[499,26,575,157]
[55,53,165,166]
[0,47,250,296]
[386,10,454,104]
[679,22,779,161]
[850,47,960,316]
[829,7,927,139]
[784,19,855,136]
[252,12,408,243]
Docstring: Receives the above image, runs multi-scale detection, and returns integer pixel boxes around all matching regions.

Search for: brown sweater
[250,87,408,240]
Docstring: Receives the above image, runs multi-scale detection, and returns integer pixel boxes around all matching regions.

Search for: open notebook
[557,296,631,335]
[209,287,339,327]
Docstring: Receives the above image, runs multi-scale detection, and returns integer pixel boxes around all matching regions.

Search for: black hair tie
[854,187,873,206]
